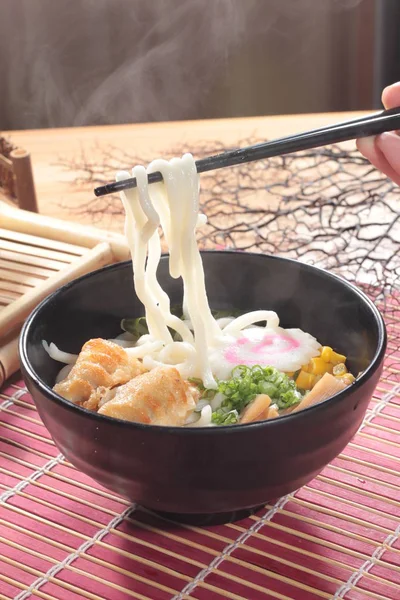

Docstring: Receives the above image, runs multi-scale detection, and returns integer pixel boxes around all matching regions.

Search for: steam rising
[0,0,365,129]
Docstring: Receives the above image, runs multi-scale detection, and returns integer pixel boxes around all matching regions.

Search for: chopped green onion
[211,409,239,425]
[210,364,302,424]
[188,377,205,390]
[258,381,278,397]
[120,317,149,340]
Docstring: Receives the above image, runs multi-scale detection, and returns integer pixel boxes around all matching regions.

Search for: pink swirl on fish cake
[224,331,300,366]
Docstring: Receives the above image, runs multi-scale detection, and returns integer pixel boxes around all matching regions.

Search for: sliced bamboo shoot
[240,394,271,424]
[267,407,280,419]
[292,372,347,413]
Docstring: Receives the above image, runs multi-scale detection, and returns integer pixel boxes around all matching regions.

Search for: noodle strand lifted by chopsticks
[115,153,295,389]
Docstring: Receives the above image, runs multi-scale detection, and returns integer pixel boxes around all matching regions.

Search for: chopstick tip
[94,184,110,197]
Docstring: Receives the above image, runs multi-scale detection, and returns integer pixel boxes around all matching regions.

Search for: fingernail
[356,135,376,152]
[377,132,400,151]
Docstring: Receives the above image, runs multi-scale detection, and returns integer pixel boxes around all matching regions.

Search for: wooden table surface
[1,111,367,231]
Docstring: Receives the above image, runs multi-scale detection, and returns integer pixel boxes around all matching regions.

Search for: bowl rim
[19,250,387,434]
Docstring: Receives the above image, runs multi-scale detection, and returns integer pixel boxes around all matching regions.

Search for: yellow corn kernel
[333,363,348,376]
[342,373,356,386]
[296,370,316,390]
[308,357,332,375]
[330,350,347,365]
[320,346,333,362]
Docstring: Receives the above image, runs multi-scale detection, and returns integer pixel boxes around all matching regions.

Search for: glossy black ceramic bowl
[20,252,386,517]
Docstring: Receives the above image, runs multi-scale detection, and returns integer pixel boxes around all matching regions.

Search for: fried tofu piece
[98,366,197,426]
[53,338,146,409]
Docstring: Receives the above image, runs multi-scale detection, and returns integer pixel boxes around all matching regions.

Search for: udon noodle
[46,154,355,426]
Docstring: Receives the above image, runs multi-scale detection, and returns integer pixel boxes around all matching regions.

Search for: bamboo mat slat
[0,299,399,599]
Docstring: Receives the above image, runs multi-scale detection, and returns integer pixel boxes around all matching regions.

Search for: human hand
[357,82,400,185]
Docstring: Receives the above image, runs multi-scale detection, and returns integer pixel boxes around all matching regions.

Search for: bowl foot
[151,504,265,526]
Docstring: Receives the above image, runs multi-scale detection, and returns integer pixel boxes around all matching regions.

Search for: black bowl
[19,252,386,517]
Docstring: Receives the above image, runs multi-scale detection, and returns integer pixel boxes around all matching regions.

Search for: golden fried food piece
[98,366,197,426]
[53,338,146,409]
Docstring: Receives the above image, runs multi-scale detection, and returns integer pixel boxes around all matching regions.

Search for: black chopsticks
[94,106,400,197]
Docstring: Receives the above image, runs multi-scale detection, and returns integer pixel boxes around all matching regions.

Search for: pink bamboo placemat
[0,299,399,600]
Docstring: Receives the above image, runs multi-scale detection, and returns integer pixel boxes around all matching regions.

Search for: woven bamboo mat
[0,296,399,600]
